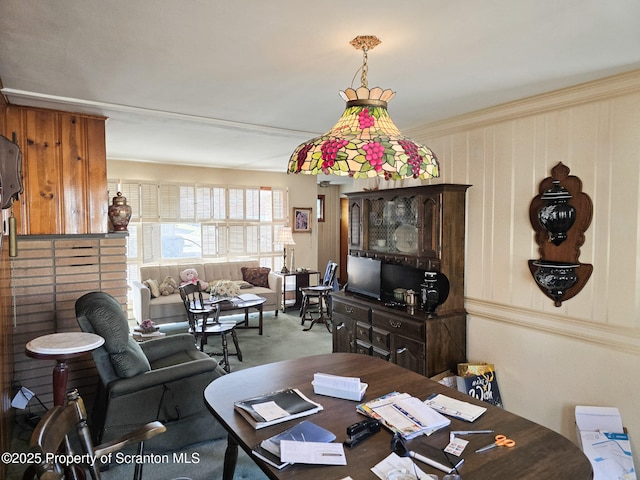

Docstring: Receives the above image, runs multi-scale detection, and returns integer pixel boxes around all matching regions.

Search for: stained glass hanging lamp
[287,35,439,180]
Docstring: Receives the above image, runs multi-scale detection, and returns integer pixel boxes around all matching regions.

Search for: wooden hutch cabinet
[0,104,108,235]
[333,184,470,377]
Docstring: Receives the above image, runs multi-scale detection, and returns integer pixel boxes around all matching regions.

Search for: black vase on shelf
[420,272,439,313]
[537,180,576,246]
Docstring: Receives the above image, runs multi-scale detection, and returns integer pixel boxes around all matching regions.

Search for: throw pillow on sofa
[241,267,271,288]
[235,280,253,289]
[143,278,161,298]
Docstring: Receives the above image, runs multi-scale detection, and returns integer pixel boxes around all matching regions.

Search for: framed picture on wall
[293,207,312,232]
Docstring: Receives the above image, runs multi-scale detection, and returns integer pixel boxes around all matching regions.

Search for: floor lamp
[276,227,295,274]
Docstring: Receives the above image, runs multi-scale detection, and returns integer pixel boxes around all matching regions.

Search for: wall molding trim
[408,69,640,138]
[466,298,640,356]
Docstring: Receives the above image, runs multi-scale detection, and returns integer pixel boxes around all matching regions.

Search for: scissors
[475,434,516,453]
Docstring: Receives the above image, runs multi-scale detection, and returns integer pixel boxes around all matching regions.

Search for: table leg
[220,332,230,373]
[257,304,263,335]
[222,434,238,480]
[52,360,69,406]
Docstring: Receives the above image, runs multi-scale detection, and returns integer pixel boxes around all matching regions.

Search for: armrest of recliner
[131,280,151,325]
[107,357,222,399]
[139,333,199,364]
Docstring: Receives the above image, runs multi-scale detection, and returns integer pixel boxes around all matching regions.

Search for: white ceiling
[2,0,640,183]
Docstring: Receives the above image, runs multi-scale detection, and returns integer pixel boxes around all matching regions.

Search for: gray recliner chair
[75,291,227,452]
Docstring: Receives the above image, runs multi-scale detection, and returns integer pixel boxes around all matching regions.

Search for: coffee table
[210,295,267,335]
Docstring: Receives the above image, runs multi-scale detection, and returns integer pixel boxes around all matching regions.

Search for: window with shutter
[196,186,212,221]
[112,179,288,270]
[229,188,244,219]
[141,183,159,221]
[142,223,161,263]
[179,185,195,221]
[246,225,259,254]
[212,186,226,220]
[272,189,286,221]
[246,188,260,220]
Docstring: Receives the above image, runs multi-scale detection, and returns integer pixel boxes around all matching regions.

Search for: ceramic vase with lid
[537,180,576,246]
[108,192,132,231]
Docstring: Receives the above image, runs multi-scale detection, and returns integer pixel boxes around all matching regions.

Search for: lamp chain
[360,47,369,88]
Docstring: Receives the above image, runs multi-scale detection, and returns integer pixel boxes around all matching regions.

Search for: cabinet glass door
[366,196,418,254]
[418,194,440,258]
[349,200,362,249]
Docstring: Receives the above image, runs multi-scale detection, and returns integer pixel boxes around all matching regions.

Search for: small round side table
[25,332,104,406]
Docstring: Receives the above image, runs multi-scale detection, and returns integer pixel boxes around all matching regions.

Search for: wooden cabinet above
[346,184,470,315]
[1,105,108,235]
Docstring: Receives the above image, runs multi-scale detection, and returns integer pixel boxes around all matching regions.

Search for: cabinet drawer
[416,258,441,271]
[332,313,353,332]
[356,321,371,342]
[371,325,390,350]
[355,339,372,356]
[333,302,369,322]
[372,346,391,361]
[372,312,424,342]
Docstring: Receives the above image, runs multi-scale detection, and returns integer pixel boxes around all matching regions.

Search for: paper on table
[371,452,429,480]
[424,393,487,422]
[314,373,361,392]
[375,403,422,432]
[579,431,636,479]
[252,401,291,422]
[236,293,262,302]
[279,440,347,465]
[390,396,451,433]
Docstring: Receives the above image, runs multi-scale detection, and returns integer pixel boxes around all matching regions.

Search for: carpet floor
[7,309,333,480]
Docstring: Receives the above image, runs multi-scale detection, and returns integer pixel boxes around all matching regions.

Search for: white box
[575,406,636,480]
[312,373,367,401]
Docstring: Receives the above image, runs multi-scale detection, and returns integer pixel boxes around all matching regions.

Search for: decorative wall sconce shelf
[528,163,593,306]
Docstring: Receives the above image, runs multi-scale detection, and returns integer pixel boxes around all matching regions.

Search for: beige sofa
[131,260,282,325]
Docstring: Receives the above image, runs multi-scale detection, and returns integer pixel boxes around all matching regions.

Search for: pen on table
[321,453,343,456]
[451,430,494,435]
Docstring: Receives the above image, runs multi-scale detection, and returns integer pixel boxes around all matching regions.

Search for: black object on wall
[0,134,23,210]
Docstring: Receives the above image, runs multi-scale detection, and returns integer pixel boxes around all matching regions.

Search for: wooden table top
[204,353,592,480]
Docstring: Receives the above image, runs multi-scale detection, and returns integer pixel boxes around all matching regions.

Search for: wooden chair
[23,389,165,480]
[179,283,242,373]
[299,261,338,332]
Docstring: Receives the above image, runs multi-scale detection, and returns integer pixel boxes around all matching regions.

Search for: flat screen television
[346,255,382,300]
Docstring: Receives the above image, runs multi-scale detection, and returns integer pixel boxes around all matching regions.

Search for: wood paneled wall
[316,185,342,282]
[1,105,108,235]
[11,235,127,412]
[0,240,12,478]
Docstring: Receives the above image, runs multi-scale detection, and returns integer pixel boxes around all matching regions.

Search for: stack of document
[424,393,487,422]
[234,388,323,429]
[252,420,337,469]
[357,392,450,439]
[575,406,637,480]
